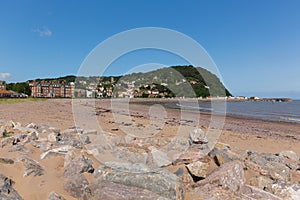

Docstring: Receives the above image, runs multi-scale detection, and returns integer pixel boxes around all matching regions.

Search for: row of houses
[29,81,75,98]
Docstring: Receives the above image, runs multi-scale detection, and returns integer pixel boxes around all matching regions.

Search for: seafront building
[29,81,75,98]
[0,81,12,97]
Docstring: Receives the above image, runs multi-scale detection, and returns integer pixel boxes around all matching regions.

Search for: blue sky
[0,0,300,98]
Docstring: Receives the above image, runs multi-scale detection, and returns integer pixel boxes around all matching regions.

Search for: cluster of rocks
[1,120,300,199]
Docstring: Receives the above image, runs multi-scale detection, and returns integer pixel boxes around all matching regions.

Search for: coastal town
[0,78,292,102]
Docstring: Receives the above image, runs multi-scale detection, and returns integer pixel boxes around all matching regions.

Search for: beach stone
[19,156,44,177]
[279,150,299,161]
[240,185,282,200]
[83,181,168,200]
[0,128,6,137]
[48,132,59,142]
[48,192,66,200]
[193,160,245,193]
[56,133,82,149]
[249,175,274,190]
[26,130,38,142]
[265,180,300,199]
[83,129,97,135]
[0,137,15,147]
[30,141,52,151]
[0,158,14,164]
[63,155,94,178]
[94,162,185,200]
[112,146,148,164]
[245,151,291,181]
[64,174,89,199]
[186,161,209,178]
[26,123,38,129]
[189,128,208,144]
[81,135,91,144]
[164,137,190,152]
[209,148,242,166]
[0,174,23,200]
[122,134,136,144]
[149,147,172,167]
[8,144,28,153]
[40,145,72,159]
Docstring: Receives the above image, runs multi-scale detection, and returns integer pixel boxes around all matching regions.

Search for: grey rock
[240,185,282,200]
[83,129,97,135]
[245,151,291,181]
[164,137,190,152]
[47,132,59,142]
[94,162,185,200]
[63,155,94,178]
[47,192,66,200]
[194,160,245,193]
[0,127,7,137]
[112,146,148,164]
[56,133,82,149]
[189,128,208,144]
[30,141,52,151]
[209,148,242,166]
[266,180,300,199]
[249,175,274,190]
[41,146,72,159]
[83,181,168,200]
[18,156,44,177]
[149,147,172,167]
[186,161,209,178]
[8,144,28,153]
[81,135,91,144]
[0,174,23,200]
[279,150,299,161]
[0,158,14,164]
[0,137,15,147]
[64,174,89,199]
[26,123,37,129]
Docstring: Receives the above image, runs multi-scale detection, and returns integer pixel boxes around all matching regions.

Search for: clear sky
[0,0,300,98]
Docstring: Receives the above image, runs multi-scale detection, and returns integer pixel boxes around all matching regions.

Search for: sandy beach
[1,98,300,199]
[1,98,299,154]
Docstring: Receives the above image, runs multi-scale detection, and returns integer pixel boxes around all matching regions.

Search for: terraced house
[29,81,75,98]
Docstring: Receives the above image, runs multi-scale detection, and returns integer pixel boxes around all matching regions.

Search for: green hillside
[120,65,231,98]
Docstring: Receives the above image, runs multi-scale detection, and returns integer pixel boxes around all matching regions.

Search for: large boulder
[83,181,168,200]
[64,174,89,199]
[63,155,94,178]
[193,160,245,192]
[245,151,291,181]
[186,161,209,179]
[94,162,185,200]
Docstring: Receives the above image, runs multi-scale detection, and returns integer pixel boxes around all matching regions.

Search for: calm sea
[165,100,300,123]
